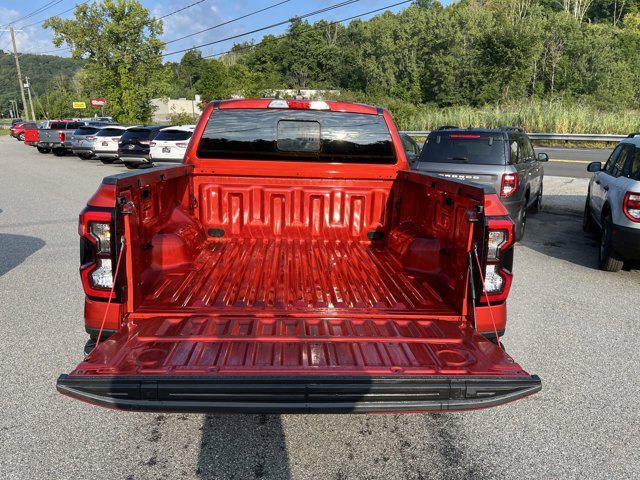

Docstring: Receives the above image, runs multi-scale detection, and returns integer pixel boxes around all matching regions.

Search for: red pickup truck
[57,99,541,413]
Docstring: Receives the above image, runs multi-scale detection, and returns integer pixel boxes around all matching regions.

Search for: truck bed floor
[141,238,453,314]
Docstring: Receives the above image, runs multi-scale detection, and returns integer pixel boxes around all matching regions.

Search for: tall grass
[332,92,640,134]
[385,99,640,134]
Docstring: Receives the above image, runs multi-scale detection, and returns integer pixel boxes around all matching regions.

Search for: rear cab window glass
[197,110,396,164]
[418,132,506,165]
[155,130,193,142]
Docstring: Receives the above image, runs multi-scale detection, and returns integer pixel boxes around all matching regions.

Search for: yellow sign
[72,102,87,109]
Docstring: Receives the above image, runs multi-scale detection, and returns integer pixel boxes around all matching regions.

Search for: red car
[10,122,30,141]
[57,99,541,413]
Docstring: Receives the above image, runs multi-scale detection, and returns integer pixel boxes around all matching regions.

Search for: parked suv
[413,127,548,240]
[94,125,128,163]
[149,125,195,162]
[118,125,165,169]
[583,134,640,271]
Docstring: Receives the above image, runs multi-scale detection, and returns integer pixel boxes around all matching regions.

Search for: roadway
[536,146,612,179]
[0,137,637,480]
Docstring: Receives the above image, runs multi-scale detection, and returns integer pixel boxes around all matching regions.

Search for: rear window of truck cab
[197,109,396,164]
[418,132,506,166]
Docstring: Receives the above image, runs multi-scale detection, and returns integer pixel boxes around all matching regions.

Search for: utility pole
[24,76,36,121]
[5,27,29,120]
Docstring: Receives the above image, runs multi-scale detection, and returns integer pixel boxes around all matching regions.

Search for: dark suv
[413,127,549,240]
[117,125,165,169]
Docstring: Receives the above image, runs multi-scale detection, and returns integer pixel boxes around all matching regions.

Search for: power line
[164,0,293,46]
[19,2,87,30]
[163,0,364,57]
[1,1,65,28]
[159,0,207,20]
[201,0,413,60]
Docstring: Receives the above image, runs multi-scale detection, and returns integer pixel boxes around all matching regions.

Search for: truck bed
[139,238,455,315]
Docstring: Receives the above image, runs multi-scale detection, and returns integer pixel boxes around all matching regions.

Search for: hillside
[0,51,83,116]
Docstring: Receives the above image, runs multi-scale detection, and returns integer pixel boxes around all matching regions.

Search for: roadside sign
[90,98,107,108]
[73,102,87,109]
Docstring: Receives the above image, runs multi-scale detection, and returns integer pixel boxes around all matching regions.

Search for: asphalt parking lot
[0,136,638,480]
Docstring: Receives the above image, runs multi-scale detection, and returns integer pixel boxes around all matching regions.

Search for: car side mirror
[587,161,602,173]
[537,152,549,162]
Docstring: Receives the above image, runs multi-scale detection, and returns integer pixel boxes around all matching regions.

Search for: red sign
[90,98,107,107]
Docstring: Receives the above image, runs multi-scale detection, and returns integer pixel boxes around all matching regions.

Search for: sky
[0,0,414,60]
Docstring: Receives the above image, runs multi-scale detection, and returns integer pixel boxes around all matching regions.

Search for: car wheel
[598,214,624,272]
[78,153,94,160]
[52,148,66,157]
[582,195,596,233]
[18,133,25,141]
[100,158,115,164]
[530,184,542,214]
[516,199,528,242]
[36,147,51,154]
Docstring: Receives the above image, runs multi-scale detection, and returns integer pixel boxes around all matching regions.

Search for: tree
[44,0,169,123]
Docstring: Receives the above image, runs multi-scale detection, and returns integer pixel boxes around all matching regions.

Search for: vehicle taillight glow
[500,173,518,197]
[59,132,66,142]
[624,192,640,222]
[479,217,514,304]
[79,209,116,299]
[450,134,481,139]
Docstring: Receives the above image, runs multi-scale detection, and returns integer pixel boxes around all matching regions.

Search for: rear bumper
[94,152,119,158]
[118,154,151,164]
[56,374,541,414]
[72,146,94,154]
[612,224,640,260]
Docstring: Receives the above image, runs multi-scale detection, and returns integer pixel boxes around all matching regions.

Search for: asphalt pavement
[0,137,638,480]
[538,146,612,179]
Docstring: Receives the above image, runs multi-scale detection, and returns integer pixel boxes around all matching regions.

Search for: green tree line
[5,0,640,132]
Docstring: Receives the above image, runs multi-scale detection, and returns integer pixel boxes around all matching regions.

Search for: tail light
[500,173,518,197]
[86,136,95,141]
[111,137,120,142]
[176,142,188,148]
[268,99,330,110]
[139,140,151,145]
[149,142,157,147]
[623,192,640,222]
[479,217,514,304]
[59,132,66,142]
[79,209,117,299]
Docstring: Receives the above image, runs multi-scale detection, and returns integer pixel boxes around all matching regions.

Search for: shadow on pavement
[197,414,290,479]
[521,212,600,269]
[0,233,45,276]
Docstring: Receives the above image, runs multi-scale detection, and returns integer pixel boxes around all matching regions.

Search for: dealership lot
[0,136,638,479]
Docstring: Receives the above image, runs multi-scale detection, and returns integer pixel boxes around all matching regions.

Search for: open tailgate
[58,316,540,413]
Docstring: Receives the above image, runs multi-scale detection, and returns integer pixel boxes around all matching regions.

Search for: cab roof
[212,98,382,115]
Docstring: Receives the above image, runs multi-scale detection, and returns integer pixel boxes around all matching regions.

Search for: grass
[332,93,640,135]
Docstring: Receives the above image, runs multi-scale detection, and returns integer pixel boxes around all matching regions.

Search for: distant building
[150,95,202,123]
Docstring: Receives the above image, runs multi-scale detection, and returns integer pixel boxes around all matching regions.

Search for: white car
[93,125,129,164]
[149,125,195,162]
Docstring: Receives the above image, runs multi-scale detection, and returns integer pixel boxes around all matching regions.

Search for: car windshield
[198,109,396,164]
[155,130,192,141]
[418,132,506,165]
[121,129,152,141]
[96,128,124,137]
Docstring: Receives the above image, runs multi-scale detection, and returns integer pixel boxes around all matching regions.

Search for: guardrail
[402,131,629,143]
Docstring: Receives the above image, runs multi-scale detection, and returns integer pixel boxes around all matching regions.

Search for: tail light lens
[623,192,640,222]
[59,132,66,142]
[79,209,117,299]
[479,217,514,304]
[139,140,151,145]
[86,136,95,141]
[176,142,188,148]
[149,142,157,147]
[500,173,518,197]
[111,137,121,141]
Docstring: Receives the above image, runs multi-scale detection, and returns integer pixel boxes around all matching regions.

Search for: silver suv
[413,127,549,240]
[583,135,640,271]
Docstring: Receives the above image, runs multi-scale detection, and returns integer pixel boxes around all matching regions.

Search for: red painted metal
[68,100,534,400]
[84,297,123,332]
[23,126,39,145]
[71,316,528,377]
